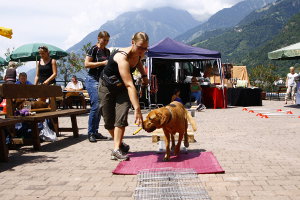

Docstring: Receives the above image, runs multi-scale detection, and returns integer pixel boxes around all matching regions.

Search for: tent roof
[147,37,221,60]
[268,42,300,60]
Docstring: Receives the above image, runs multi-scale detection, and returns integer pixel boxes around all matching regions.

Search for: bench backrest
[0,84,63,116]
[0,84,62,98]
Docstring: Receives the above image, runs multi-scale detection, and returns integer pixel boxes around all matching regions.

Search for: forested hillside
[190,0,300,76]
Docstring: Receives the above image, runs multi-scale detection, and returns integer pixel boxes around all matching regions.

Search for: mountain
[190,0,300,75]
[245,11,300,75]
[68,7,199,52]
[175,0,276,43]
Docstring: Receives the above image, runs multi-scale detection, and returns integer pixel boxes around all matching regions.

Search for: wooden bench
[0,118,22,162]
[151,129,196,143]
[0,84,89,151]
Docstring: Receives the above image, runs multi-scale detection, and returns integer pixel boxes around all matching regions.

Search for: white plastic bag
[40,120,57,142]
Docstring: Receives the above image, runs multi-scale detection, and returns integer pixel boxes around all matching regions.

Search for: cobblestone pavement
[0,100,299,200]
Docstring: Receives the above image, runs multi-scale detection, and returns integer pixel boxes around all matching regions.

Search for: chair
[271,86,286,101]
[82,90,90,107]
[55,95,64,109]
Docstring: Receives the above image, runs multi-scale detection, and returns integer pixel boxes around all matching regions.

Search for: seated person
[65,75,83,92]
[171,88,183,104]
[64,75,85,108]
[4,62,17,84]
[15,72,34,102]
[16,72,33,85]
[190,76,205,110]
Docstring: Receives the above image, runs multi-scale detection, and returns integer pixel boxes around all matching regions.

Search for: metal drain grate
[134,168,211,200]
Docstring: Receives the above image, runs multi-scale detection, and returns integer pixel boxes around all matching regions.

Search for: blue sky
[0,0,241,71]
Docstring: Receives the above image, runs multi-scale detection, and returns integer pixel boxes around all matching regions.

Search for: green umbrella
[268,42,300,60]
[9,43,68,62]
[0,56,8,66]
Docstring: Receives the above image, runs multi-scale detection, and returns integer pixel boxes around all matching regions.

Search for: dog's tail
[186,110,197,131]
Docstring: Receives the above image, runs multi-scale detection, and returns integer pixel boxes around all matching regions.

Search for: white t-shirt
[287,73,298,87]
[66,81,83,90]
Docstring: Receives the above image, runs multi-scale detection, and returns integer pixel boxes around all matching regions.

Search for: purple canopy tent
[147,37,221,60]
[145,37,224,107]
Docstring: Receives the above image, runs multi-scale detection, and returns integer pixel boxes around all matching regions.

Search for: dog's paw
[163,155,170,161]
[184,141,189,148]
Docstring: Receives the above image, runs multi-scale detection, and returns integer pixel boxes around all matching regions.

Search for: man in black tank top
[84,31,111,142]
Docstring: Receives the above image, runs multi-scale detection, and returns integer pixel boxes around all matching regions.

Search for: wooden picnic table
[0,84,89,153]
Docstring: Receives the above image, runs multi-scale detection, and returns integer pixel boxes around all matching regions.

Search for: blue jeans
[85,75,100,135]
[191,91,202,104]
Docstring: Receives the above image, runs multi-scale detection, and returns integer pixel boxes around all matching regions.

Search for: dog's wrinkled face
[143,110,160,132]
[143,108,169,132]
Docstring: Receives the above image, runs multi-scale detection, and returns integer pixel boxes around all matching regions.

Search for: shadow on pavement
[0,135,86,172]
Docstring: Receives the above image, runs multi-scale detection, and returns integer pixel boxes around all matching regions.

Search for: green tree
[249,65,280,92]
[0,48,24,80]
[56,43,91,85]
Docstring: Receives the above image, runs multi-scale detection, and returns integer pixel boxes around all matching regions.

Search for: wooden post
[71,115,79,138]
[31,122,40,151]
[0,129,8,162]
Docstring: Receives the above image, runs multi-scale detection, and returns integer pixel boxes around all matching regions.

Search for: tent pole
[217,58,226,108]
[146,57,152,107]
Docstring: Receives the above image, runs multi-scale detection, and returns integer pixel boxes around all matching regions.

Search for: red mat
[112,151,224,175]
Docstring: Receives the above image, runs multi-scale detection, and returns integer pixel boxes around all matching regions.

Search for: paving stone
[0,101,299,199]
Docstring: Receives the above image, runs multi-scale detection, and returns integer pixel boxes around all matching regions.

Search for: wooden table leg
[82,97,86,109]
[0,129,8,162]
[70,115,79,138]
[31,122,40,151]
[51,117,59,137]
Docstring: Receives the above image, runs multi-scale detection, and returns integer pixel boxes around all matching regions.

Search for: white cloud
[0,0,242,61]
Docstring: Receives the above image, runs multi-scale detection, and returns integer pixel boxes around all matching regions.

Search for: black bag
[102,73,123,88]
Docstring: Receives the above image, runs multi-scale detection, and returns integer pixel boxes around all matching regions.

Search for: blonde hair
[132,32,149,42]
[8,61,17,68]
[98,31,110,38]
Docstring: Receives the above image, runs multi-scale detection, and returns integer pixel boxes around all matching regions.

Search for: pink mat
[112,151,225,175]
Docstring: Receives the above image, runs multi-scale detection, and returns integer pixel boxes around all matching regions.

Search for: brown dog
[15,99,49,110]
[143,101,197,161]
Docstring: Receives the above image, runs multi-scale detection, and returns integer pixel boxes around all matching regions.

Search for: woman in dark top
[34,46,57,85]
[99,32,149,161]
[4,62,17,84]
[84,31,111,142]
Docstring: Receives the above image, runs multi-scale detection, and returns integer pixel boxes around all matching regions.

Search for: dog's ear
[148,111,162,126]
[159,108,169,126]
[148,112,157,121]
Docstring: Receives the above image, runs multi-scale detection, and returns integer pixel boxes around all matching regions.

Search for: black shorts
[99,79,131,130]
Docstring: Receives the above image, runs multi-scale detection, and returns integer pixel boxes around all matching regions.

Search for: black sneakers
[119,142,130,153]
[88,134,97,143]
[94,133,109,140]
[88,133,109,143]
[111,149,129,161]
